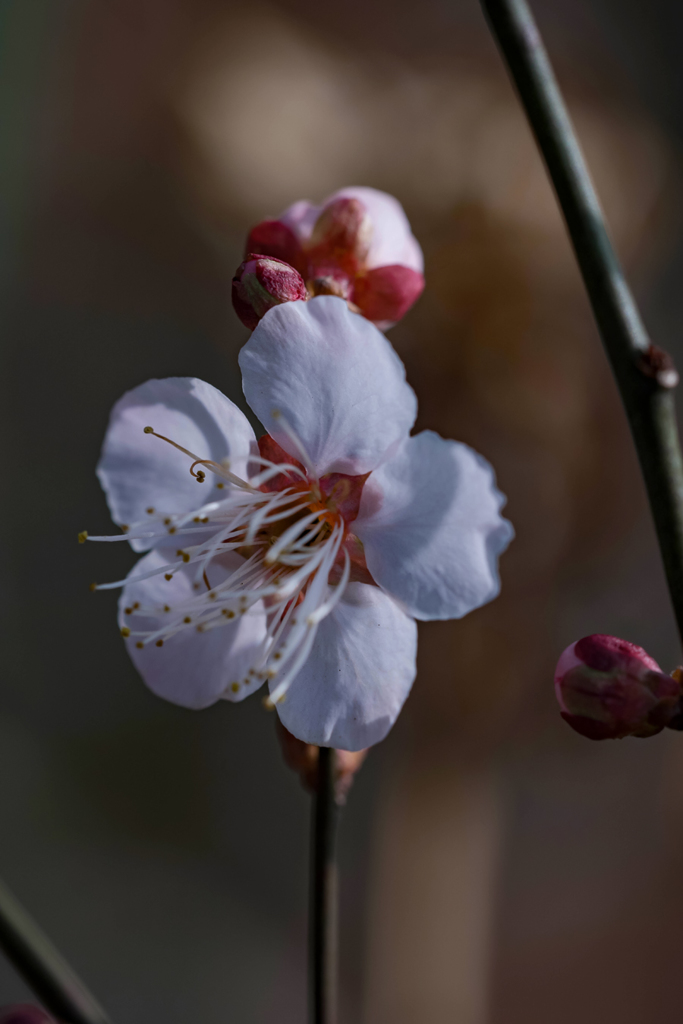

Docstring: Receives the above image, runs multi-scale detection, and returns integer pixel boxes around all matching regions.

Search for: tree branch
[481,0,683,645]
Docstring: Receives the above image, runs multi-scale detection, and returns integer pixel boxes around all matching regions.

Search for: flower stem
[309,746,339,1024]
[0,876,111,1024]
[481,0,683,645]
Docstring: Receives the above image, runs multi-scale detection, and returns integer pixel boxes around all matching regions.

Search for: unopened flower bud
[0,1007,55,1024]
[554,634,681,740]
[232,255,307,330]
[276,720,368,805]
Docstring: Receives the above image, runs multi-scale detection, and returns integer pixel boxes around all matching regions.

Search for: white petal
[355,432,514,621]
[330,186,424,273]
[97,377,256,551]
[119,547,267,708]
[278,187,424,273]
[240,297,417,475]
[274,583,417,751]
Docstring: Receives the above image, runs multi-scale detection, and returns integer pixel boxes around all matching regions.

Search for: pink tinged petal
[355,432,514,621]
[328,187,424,273]
[277,199,321,246]
[353,265,425,326]
[240,296,417,476]
[245,219,307,275]
[97,377,256,552]
[274,583,417,751]
[119,547,267,708]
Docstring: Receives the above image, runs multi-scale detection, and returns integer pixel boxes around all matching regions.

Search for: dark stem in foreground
[309,747,339,1024]
[481,0,683,645]
[0,876,111,1024]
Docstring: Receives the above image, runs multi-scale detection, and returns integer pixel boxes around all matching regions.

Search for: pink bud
[308,197,372,274]
[0,1007,55,1024]
[232,255,307,330]
[554,634,681,740]
[353,265,425,326]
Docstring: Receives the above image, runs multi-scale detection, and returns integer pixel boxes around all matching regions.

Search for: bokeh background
[2,1,683,1021]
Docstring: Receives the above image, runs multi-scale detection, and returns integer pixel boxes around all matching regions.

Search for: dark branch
[481,0,683,644]
[309,747,339,1024]
[0,877,111,1024]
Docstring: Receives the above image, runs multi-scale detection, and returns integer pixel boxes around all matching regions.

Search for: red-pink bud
[554,634,681,740]
[0,1007,55,1024]
[232,255,307,330]
[353,265,425,325]
[308,197,372,274]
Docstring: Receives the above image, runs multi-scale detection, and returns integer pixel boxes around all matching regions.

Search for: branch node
[636,344,679,389]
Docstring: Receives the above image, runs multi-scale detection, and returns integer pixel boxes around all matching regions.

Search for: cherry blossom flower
[87,297,512,750]
[245,186,424,329]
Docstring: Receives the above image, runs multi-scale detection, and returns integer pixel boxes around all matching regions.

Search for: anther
[120,627,131,638]
[164,573,173,581]
[78,531,88,544]
[89,582,97,592]
[231,682,240,693]
[146,507,155,515]
[196,625,204,633]
[168,526,176,535]
[217,483,224,489]
[124,607,132,615]
[143,426,154,433]
[133,602,140,609]
[136,641,144,649]
[262,696,275,710]
[164,518,171,525]
[120,525,129,533]
[156,639,164,647]
[163,605,170,612]
[196,471,206,482]
[184,616,191,624]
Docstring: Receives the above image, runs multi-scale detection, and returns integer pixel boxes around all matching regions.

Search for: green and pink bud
[554,634,682,740]
[232,255,307,330]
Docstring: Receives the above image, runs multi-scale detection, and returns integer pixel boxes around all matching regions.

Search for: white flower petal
[119,547,267,708]
[278,187,424,273]
[355,432,514,621]
[330,187,424,273]
[273,583,417,751]
[97,377,256,551]
[240,297,417,475]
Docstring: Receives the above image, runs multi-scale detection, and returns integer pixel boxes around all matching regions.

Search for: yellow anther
[217,483,224,489]
[155,639,164,647]
[78,531,88,544]
[182,552,190,563]
[273,652,281,660]
[231,682,240,694]
[146,507,155,515]
[262,696,275,710]
[164,518,171,525]
[124,607,132,615]
[120,627,131,638]
[168,526,176,535]
[144,426,154,434]
[222,609,235,619]
[89,582,97,592]
[183,616,191,624]
[193,517,201,523]
[133,602,139,609]
[163,605,170,612]
[120,525,129,533]
[196,471,205,482]
[164,573,173,581]
[136,641,144,649]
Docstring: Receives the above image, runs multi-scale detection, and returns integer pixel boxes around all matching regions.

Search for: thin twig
[481,0,683,645]
[309,746,338,1024]
[0,876,111,1024]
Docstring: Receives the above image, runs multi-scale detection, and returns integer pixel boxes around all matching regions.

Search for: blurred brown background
[2,1,683,1021]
